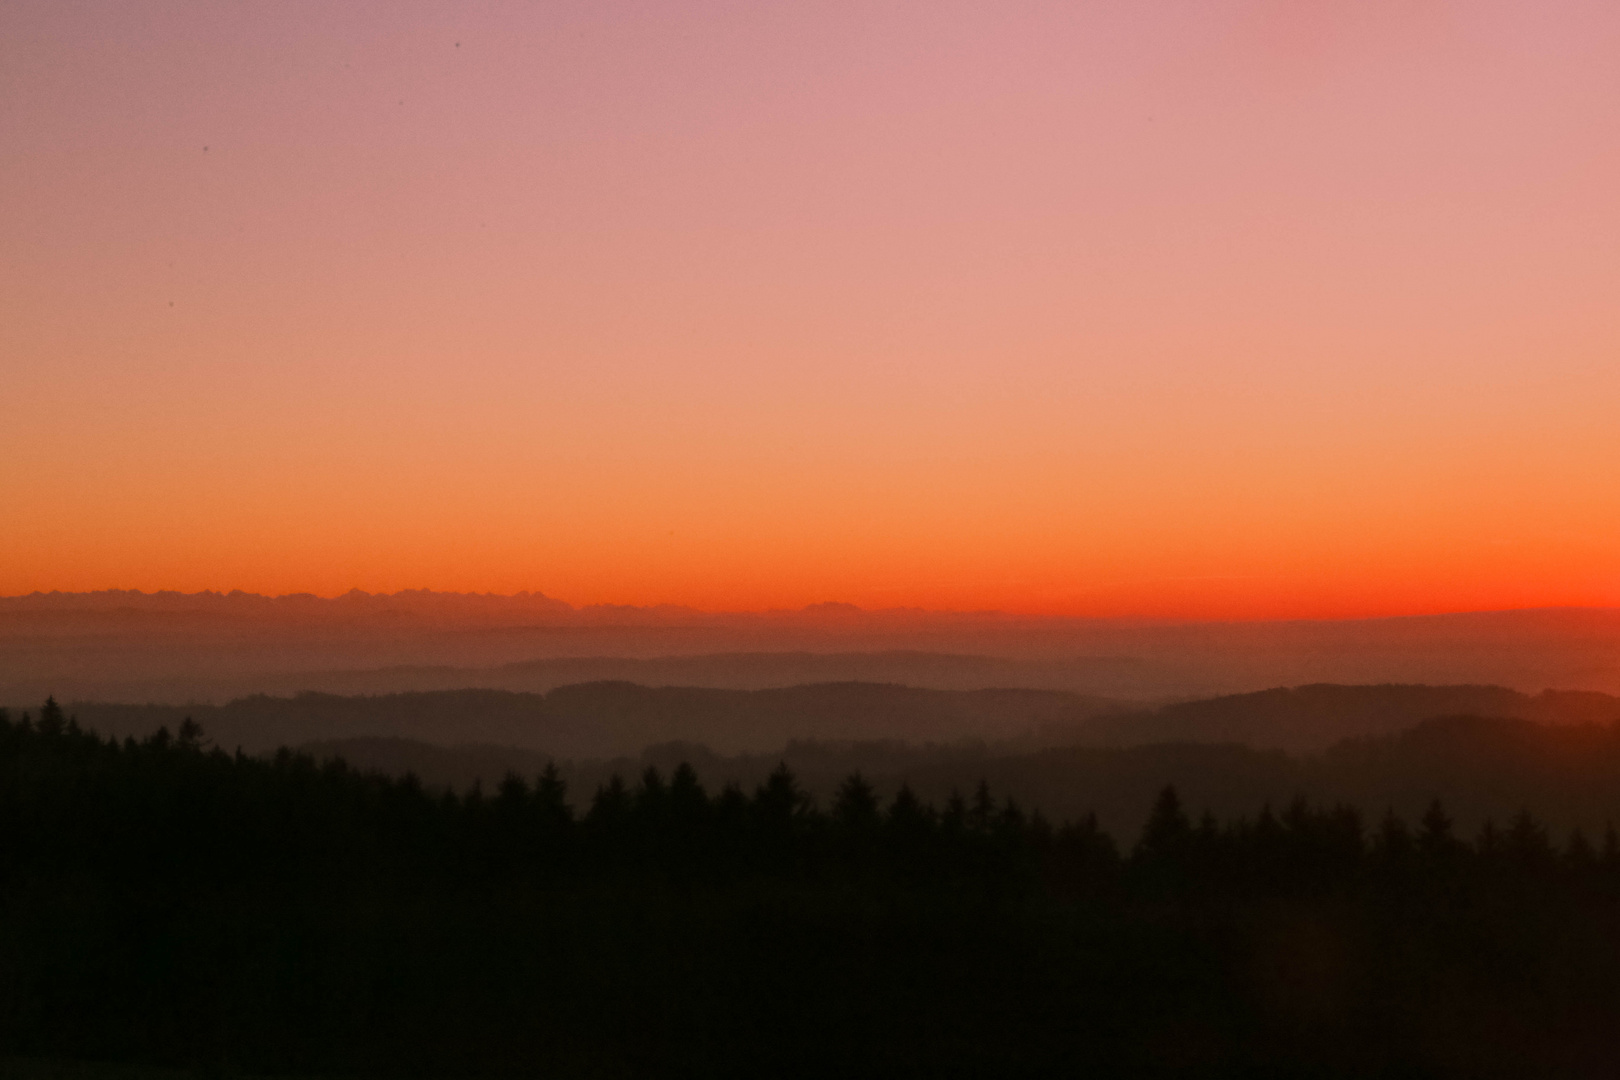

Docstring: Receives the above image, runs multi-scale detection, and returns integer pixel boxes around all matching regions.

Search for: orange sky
[4,1,1618,619]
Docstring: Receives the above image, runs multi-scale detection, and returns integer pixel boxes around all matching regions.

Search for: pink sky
[4,1,1618,617]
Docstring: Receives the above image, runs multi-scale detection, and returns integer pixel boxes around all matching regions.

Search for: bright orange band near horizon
[4,1,1618,620]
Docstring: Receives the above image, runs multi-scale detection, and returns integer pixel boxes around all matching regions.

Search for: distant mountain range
[6,592,1620,702]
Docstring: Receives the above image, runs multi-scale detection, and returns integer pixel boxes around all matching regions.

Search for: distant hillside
[50,680,1620,761]
[63,682,1119,758]
[3,651,1176,707]
[1070,683,1620,753]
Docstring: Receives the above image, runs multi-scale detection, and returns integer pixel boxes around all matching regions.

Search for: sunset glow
[5,1,1618,617]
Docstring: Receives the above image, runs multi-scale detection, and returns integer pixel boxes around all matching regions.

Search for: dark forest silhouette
[7,699,1620,1076]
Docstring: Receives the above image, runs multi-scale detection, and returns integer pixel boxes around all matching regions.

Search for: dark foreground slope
[8,702,1620,1077]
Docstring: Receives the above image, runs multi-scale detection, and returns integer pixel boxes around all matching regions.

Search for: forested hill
[49,680,1620,759]
[59,683,1119,757]
[1073,682,1620,752]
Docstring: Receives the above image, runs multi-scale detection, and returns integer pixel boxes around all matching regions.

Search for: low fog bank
[4,592,1620,704]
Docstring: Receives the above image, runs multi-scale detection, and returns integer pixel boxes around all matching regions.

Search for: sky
[3,0,1618,618]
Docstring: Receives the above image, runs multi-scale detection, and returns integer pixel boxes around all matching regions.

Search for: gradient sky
[4,1,1618,617]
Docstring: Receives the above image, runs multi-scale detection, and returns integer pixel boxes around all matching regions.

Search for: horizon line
[2,588,1617,627]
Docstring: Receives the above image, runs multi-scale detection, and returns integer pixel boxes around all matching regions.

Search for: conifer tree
[833,773,880,831]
